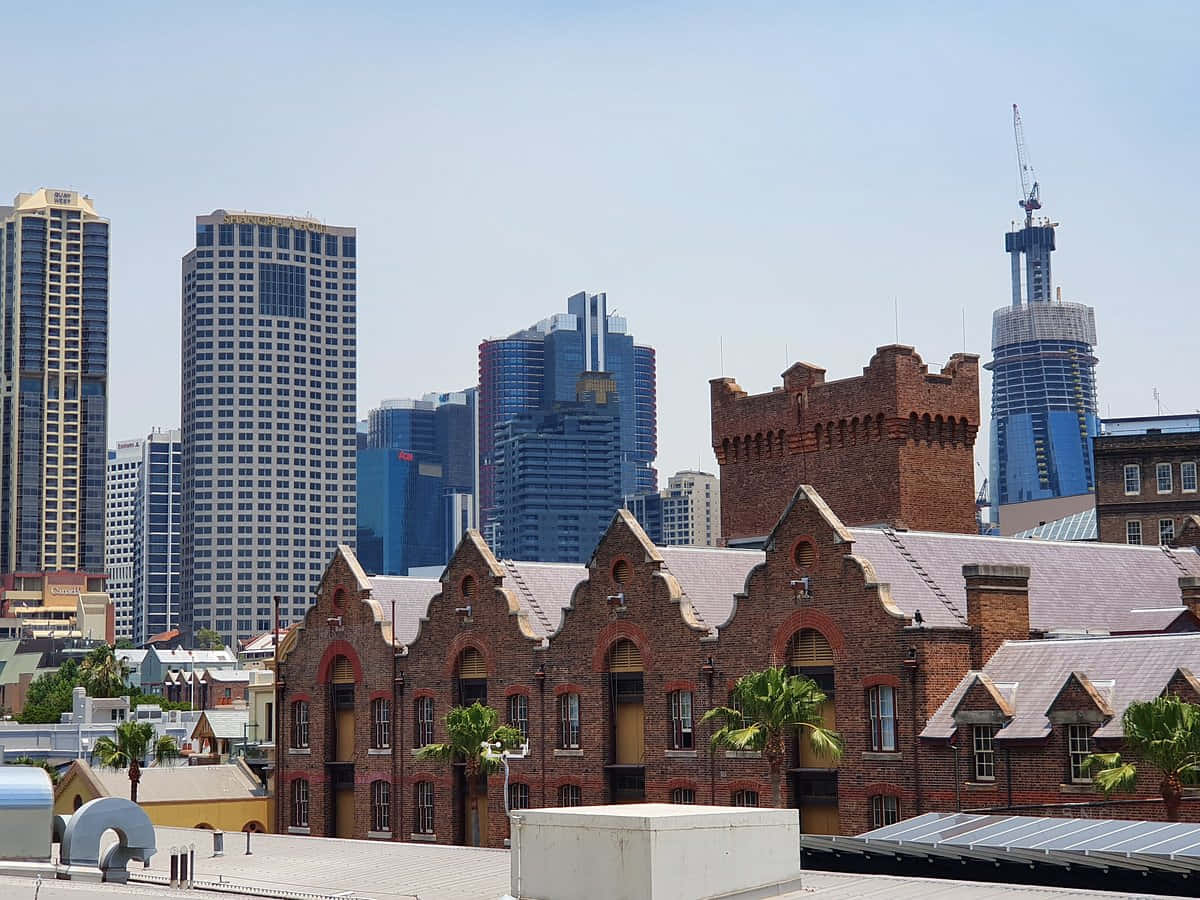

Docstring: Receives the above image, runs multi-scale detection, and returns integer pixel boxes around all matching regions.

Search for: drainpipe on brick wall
[536,662,547,807]
[273,594,283,835]
[950,739,961,812]
[1006,749,1013,810]
[904,648,923,815]
[392,598,401,842]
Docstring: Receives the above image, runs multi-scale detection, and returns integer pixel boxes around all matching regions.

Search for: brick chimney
[1180,577,1200,619]
[964,564,1031,668]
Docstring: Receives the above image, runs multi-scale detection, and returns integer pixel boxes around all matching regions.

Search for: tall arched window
[371,697,391,749]
[457,647,487,704]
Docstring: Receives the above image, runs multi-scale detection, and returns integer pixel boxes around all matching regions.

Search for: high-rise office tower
[357,391,476,574]
[987,216,1099,521]
[478,292,656,543]
[132,428,182,645]
[181,211,357,646]
[0,189,109,575]
[106,440,143,640]
[625,470,720,547]
[493,372,623,562]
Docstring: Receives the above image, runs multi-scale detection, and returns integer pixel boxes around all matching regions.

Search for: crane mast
[1013,103,1041,226]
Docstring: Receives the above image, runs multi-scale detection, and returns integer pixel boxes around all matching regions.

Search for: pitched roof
[65,758,265,803]
[848,527,1200,632]
[656,546,763,633]
[194,709,250,740]
[1013,507,1097,542]
[923,632,1200,740]
[155,648,237,666]
[370,576,442,645]
[238,628,292,653]
[499,560,586,639]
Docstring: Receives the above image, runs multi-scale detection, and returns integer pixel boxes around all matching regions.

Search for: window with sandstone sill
[867,685,896,752]
[870,794,900,828]
[290,778,309,828]
[371,697,390,749]
[371,779,390,833]
[415,782,434,834]
[1069,725,1093,783]
[973,725,996,781]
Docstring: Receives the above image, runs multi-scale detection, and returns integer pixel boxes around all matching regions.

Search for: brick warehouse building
[1094,427,1200,545]
[710,345,981,544]
[274,486,1200,846]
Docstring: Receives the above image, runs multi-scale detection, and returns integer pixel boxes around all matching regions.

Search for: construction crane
[1013,103,1041,226]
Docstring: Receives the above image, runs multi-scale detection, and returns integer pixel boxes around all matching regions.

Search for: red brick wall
[710,346,980,541]
[1095,433,1200,544]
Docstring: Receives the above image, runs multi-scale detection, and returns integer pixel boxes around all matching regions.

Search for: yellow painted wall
[55,771,271,833]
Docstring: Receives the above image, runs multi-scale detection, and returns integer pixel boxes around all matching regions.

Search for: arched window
[558,784,582,807]
[559,693,581,749]
[786,629,834,696]
[291,779,310,828]
[457,647,487,704]
[291,700,309,749]
[414,696,434,747]
[870,794,900,828]
[371,697,391,749]
[371,780,391,833]
[732,789,759,807]
[508,693,529,740]
[330,655,355,684]
[671,787,696,804]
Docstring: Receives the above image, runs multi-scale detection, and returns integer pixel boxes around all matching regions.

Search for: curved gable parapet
[843,553,908,621]
[650,570,711,636]
[709,561,769,637]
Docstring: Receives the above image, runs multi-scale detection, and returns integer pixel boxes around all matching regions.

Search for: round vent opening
[461,574,477,599]
[792,540,816,570]
[612,559,632,585]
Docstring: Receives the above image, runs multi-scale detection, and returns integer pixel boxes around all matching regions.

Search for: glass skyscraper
[0,189,109,575]
[988,219,1099,512]
[478,291,657,544]
[106,440,142,640]
[181,211,357,646]
[132,428,182,645]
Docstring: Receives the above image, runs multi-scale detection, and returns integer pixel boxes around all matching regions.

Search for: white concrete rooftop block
[509,803,801,900]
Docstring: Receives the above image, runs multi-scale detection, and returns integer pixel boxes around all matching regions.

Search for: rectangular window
[1126,520,1143,545]
[558,784,581,807]
[508,782,530,811]
[1183,461,1197,493]
[1069,725,1092,783]
[291,779,309,827]
[671,787,696,804]
[1158,462,1173,494]
[508,693,529,740]
[1124,464,1141,495]
[559,693,581,748]
[670,691,694,750]
[870,794,900,828]
[291,700,309,748]
[259,263,307,318]
[972,725,996,781]
[371,780,391,832]
[415,697,434,747]
[732,790,759,807]
[415,782,434,834]
[1160,518,1176,545]
[867,685,897,752]
[372,698,391,749]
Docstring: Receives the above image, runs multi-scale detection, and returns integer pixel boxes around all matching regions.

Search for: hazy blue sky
[6,2,1197,487]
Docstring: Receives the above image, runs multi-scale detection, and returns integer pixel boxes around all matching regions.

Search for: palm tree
[79,645,130,699]
[415,702,524,846]
[92,720,180,803]
[701,666,843,808]
[1087,695,1200,821]
[7,755,60,785]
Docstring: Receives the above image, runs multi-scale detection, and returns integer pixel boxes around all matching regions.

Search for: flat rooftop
[0,825,1182,900]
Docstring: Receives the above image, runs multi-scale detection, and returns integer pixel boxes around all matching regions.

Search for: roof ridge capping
[764,484,853,551]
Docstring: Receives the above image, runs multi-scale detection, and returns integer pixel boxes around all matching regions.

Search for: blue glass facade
[493,379,623,563]
[988,220,1099,513]
[132,431,182,645]
[356,448,446,575]
[478,292,658,544]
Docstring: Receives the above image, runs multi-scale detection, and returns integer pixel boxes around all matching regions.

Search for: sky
[5,1,1198,489]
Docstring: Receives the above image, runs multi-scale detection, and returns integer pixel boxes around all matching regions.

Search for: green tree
[700,666,843,808]
[1087,695,1200,821]
[19,659,80,723]
[415,702,524,846]
[7,755,60,784]
[92,720,180,803]
[79,645,129,698]
[115,639,135,650]
[194,628,225,651]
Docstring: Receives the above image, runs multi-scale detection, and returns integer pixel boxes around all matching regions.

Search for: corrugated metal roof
[194,709,250,740]
[657,546,763,632]
[923,632,1200,740]
[849,527,1200,632]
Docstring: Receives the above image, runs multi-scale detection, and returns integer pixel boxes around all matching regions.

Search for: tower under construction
[987,106,1099,518]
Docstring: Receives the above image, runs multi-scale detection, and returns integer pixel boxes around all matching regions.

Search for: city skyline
[5,5,1195,488]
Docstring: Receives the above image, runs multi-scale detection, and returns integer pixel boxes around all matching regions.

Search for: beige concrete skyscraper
[180,210,357,646]
[0,189,110,574]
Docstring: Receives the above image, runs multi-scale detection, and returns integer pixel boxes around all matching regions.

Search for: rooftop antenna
[1153,388,1161,416]
[719,336,725,376]
[893,297,900,344]
[961,308,967,353]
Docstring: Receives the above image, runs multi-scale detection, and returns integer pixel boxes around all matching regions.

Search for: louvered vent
[458,647,487,679]
[609,639,643,672]
[788,629,833,668]
[331,656,355,684]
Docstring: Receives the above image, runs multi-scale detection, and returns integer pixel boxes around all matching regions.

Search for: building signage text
[223,213,327,233]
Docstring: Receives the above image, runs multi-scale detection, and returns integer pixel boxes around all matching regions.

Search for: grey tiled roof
[501,560,587,639]
[923,632,1200,740]
[849,527,1200,632]
[657,546,764,632]
[370,576,442,645]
